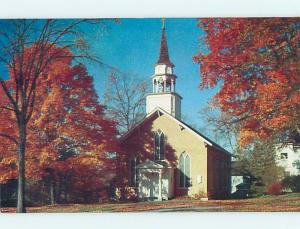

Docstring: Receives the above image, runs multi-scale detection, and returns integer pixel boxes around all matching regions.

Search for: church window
[129,155,139,187]
[280,153,288,159]
[292,160,300,170]
[154,131,165,160]
[179,152,191,188]
[179,154,185,187]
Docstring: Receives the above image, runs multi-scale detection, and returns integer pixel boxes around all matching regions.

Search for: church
[119,22,231,200]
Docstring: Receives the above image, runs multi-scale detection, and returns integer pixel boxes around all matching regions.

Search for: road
[151,205,224,212]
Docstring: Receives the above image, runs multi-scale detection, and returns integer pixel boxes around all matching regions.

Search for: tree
[0,19,113,212]
[194,18,300,147]
[233,139,284,194]
[33,56,118,204]
[198,102,240,153]
[104,72,149,134]
[0,45,119,205]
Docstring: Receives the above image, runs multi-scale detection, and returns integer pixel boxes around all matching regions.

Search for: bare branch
[1,106,16,112]
[0,132,18,145]
[104,71,149,133]
[0,77,19,113]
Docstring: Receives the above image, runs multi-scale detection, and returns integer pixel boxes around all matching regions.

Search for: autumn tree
[104,72,149,134]
[197,103,284,192]
[0,19,115,212]
[194,18,300,147]
[0,46,119,205]
[33,53,118,204]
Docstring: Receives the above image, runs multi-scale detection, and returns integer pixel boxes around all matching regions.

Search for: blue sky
[0,18,222,145]
[83,18,219,130]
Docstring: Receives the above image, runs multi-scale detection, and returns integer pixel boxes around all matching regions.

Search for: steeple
[146,19,182,120]
[157,19,173,66]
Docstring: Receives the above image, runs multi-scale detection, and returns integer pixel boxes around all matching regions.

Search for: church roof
[156,26,174,67]
[120,107,232,156]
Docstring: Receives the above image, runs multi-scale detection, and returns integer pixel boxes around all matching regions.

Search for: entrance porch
[136,160,174,201]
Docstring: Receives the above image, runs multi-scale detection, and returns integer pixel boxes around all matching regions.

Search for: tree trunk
[50,179,55,205]
[64,177,68,203]
[16,120,26,213]
[56,176,61,203]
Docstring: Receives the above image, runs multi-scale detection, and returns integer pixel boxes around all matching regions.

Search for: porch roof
[136,160,173,169]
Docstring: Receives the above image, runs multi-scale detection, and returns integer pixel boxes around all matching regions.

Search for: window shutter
[159,133,165,160]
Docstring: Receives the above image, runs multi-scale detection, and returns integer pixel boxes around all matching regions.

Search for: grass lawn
[2,193,300,213]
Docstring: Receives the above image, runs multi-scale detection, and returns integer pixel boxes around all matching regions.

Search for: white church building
[119,21,231,201]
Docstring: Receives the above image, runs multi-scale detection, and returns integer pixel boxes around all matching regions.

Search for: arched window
[179,154,185,187]
[155,132,160,159]
[179,152,191,188]
[154,131,165,160]
[159,133,165,160]
[185,154,191,186]
[129,155,139,187]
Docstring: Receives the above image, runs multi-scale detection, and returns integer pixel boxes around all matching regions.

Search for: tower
[146,19,182,120]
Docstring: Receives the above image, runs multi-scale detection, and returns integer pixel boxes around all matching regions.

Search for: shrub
[98,190,109,202]
[193,190,207,199]
[267,182,282,195]
[250,182,266,196]
[281,175,300,192]
[125,187,138,201]
[0,179,17,207]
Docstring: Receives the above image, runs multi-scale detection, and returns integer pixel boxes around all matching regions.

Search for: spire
[157,18,173,66]
[162,18,165,30]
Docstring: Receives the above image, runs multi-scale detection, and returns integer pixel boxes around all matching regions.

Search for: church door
[147,173,159,200]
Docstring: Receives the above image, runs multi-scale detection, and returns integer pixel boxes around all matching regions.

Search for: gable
[151,112,208,151]
[136,160,167,169]
[120,108,231,156]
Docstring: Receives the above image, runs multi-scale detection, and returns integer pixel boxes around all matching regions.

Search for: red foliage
[267,182,282,195]
[0,45,119,196]
[195,18,300,146]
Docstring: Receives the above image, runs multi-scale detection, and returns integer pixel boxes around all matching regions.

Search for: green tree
[234,140,284,194]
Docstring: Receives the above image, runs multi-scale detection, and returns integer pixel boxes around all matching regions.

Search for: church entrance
[143,172,159,200]
[136,160,175,201]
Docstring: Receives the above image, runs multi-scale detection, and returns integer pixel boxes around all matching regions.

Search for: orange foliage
[195,18,300,146]
[0,45,119,195]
